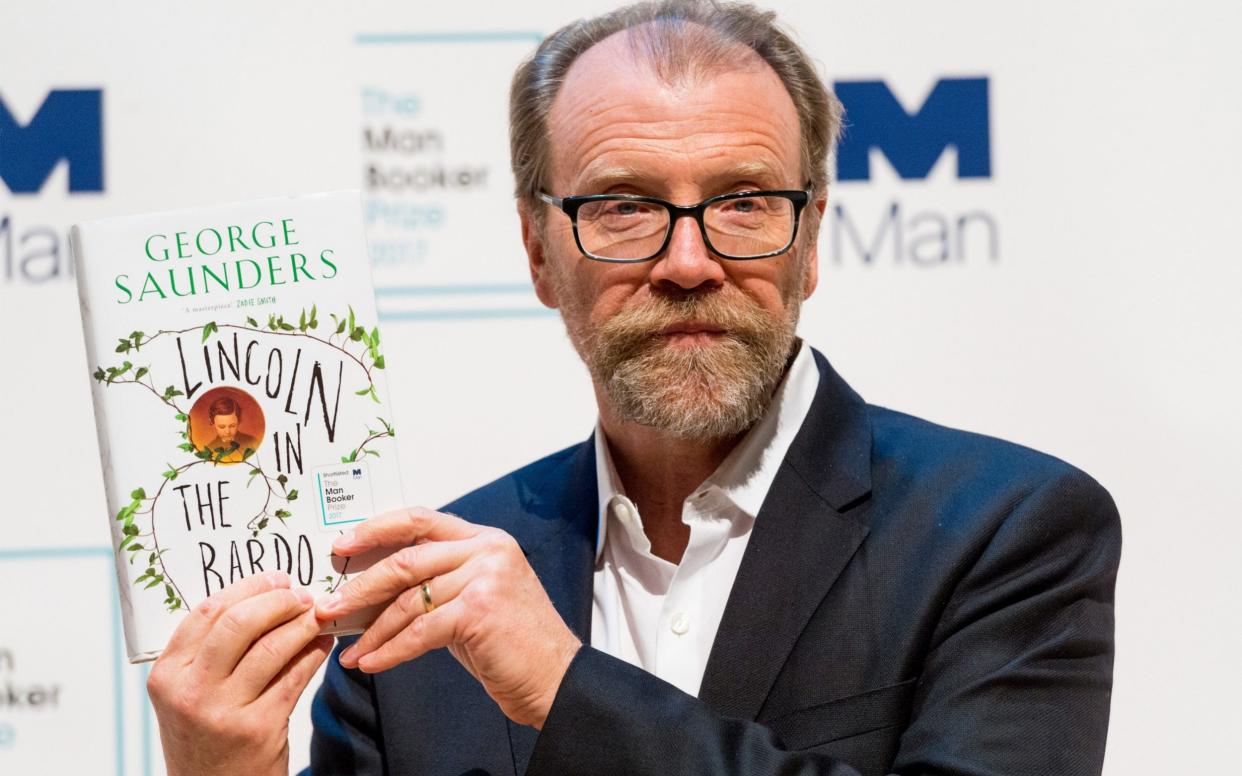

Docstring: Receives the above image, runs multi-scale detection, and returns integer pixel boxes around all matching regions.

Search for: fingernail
[339,645,357,664]
[333,529,355,549]
[269,571,291,588]
[293,587,313,605]
[318,592,341,612]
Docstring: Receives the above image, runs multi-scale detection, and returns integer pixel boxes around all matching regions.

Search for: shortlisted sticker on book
[72,190,405,662]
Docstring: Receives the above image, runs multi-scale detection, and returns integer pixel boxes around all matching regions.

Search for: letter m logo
[0,89,104,194]
[835,77,990,181]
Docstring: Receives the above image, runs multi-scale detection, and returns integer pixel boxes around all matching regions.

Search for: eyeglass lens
[575,195,796,261]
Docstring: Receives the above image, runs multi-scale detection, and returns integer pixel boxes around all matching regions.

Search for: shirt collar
[593,339,820,562]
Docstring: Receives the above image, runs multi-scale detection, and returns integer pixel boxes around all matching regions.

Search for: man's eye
[580,199,661,225]
[606,201,641,216]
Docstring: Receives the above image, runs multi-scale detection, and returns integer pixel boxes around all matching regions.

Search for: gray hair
[509,0,843,214]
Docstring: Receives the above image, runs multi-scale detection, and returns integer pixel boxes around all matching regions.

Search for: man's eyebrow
[706,161,787,188]
[573,166,648,193]
[573,161,791,195]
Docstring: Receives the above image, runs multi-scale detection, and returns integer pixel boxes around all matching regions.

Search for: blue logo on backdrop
[828,77,997,267]
[835,77,990,182]
[0,89,104,194]
[1,88,103,286]
[834,77,988,182]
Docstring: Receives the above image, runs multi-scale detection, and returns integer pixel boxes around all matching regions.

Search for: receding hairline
[623,18,773,81]
[550,19,779,120]
[509,0,842,217]
[545,25,802,194]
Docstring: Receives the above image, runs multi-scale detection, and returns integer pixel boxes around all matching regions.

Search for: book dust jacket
[72,190,404,662]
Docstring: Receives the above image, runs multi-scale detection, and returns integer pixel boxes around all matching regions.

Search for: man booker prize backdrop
[1,1,1239,772]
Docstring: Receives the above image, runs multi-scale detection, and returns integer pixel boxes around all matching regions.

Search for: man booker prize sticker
[314,462,377,531]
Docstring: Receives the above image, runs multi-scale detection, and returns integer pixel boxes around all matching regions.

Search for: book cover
[72,190,404,663]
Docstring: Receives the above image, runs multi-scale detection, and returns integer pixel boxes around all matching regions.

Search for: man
[145,2,1121,775]
[198,394,259,463]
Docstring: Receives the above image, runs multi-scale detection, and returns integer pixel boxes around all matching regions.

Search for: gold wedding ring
[421,580,435,613]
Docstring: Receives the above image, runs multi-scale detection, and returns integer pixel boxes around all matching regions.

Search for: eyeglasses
[537,185,812,263]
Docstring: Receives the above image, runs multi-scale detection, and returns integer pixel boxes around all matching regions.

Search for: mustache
[593,289,774,351]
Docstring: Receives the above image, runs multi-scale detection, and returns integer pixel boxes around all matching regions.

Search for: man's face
[525,31,823,440]
[212,413,239,445]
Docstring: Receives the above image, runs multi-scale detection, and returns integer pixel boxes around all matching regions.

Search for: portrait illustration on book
[190,387,265,464]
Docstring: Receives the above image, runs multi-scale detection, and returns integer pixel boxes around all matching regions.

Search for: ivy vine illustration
[93,305,395,611]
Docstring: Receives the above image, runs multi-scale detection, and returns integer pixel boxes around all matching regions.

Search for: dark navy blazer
[306,350,1121,775]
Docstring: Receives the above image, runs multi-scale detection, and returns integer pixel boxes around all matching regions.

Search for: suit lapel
[505,438,598,775]
[698,350,873,720]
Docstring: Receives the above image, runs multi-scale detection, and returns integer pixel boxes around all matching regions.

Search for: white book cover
[72,190,404,663]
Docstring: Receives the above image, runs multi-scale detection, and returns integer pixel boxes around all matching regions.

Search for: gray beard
[566,287,801,441]
[601,329,797,440]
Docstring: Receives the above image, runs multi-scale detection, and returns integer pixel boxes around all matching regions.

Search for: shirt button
[612,499,634,522]
[670,612,690,635]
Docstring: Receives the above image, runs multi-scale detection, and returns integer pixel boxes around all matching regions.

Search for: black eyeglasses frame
[536,185,812,263]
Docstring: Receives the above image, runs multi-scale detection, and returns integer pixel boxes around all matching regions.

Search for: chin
[606,346,773,440]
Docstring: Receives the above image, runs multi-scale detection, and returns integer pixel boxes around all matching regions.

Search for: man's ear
[800,191,828,299]
[520,202,560,309]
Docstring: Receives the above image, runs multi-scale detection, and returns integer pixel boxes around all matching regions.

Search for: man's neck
[594,342,803,564]
[596,394,742,565]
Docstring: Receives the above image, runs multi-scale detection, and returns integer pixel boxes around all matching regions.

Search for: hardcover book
[72,190,404,663]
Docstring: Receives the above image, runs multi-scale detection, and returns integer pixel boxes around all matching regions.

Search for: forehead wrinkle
[556,89,793,147]
[571,131,795,193]
[559,110,796,183]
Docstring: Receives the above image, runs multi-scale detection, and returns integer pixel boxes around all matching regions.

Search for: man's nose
[647,215,726,291]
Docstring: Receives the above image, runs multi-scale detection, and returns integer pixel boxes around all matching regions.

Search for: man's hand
[147,571,334,776]
[317,507,582,730]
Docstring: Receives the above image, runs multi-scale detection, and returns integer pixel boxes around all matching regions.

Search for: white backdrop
[1,1,1239,773]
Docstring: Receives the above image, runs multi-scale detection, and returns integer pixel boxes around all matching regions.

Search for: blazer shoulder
[867,404,1108,490]
[863,404,1118,543]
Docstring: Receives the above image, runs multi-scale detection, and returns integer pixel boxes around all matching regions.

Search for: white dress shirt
[590,340,820,697]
